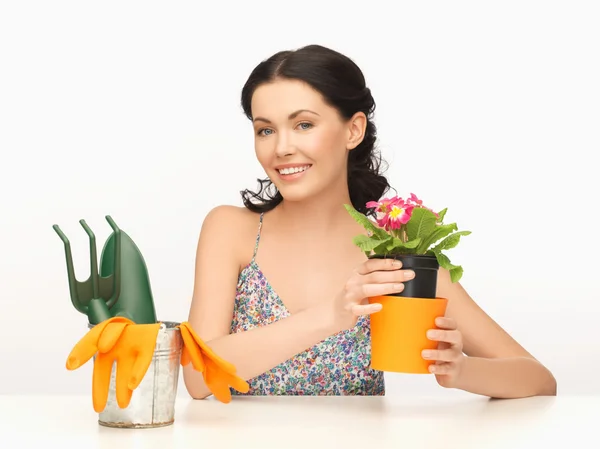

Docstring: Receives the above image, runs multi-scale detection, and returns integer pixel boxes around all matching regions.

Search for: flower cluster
[344,193,470,283]
[366,193,438,231]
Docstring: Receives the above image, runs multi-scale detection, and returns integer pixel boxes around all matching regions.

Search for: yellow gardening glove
[66,317,161,412]
[179,321,249,402]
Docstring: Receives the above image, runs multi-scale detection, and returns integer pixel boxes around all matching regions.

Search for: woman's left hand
[422,317,466,388]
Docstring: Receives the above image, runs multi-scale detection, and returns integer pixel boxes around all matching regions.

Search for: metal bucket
[88,320,183,428]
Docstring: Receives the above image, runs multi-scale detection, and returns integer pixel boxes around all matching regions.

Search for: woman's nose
[274,133,297,158]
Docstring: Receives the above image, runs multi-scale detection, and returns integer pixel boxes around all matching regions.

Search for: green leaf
[430,230,471,253]
[344,204,388,240]
[433,252,464,283]
[386,237,422,253]
[415,223,458,253]
[372,239,392,255]
[449,266,463,283]
[352,234,387,254]
[434,251,453,269]
[406,207,438,241]
[437,208,447,223]
[402,238,421,249]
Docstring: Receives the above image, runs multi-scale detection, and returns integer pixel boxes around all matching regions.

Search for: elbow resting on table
[539,363,558,397]
[458,355,558,399]
[520,356,558,397]
[182,365,212,400]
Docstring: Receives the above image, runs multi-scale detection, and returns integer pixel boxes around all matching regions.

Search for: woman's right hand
[332,257,415,331]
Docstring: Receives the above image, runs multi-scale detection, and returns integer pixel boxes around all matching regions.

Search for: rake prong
[104,215,122,308]
[52,224,85,314]
[79,219,99,300]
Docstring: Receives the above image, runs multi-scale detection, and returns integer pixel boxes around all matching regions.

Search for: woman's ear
[346,112,367,150]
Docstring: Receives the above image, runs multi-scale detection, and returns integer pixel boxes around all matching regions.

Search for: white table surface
[0,393,597,448]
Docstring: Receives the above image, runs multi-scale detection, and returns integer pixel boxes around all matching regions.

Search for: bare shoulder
[200,204,260,237]
[187,204,261,337]
[201,204,249,229]
[198,204,262,270]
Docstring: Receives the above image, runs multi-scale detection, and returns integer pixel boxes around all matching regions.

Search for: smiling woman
[182,44,557,401]
[239,45,387,214]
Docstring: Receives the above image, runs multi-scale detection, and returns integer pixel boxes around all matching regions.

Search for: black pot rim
[368,253,439,270]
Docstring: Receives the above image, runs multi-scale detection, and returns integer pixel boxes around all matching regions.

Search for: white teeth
[278,165,310,175]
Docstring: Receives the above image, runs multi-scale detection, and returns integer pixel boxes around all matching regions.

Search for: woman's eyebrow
[253,109,320,124]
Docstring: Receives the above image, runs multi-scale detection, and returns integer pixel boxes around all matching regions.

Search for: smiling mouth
[276,165,312,175]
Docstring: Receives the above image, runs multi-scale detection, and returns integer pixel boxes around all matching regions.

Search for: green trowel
[53,215,157,325]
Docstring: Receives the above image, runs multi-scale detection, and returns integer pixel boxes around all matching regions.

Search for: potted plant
[344,193,471,374]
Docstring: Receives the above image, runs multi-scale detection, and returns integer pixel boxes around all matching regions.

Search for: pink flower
[366,196,413,231]
[383,203,414,230]
[366,196,403,215]
[406,193,422,207]
[405,192,439,218]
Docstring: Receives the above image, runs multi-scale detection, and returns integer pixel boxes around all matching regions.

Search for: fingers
[216,359,249,394]
[433,316,457,330]
[178,323,248,401]
[349,259,415,299]
[92,353,113,413]
[422,349,461,363]
[127,324,160,390]
[179,325,206,372]
[360,282,405,298]
[363,268,415,285]
[202,346,237,374]
[180,322,236,374]
[351,302,383,316]
[67,317,135,370]
[199,347,248,396]
[115,354,135,409]
[426,329,462,347]
[356,257,403,275]
[66,318,116,370]
[181,345,191,367]
[204,357,250,402]
[97,320,130,353]
[227,372,250,394]
[204,359,233,403]
[429,362,454,375]
[423,322,463,370]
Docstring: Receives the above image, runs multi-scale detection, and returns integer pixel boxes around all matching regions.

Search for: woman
[183,44,557,399]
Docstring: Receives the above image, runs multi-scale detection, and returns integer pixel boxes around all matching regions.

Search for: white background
[1,1,598,398]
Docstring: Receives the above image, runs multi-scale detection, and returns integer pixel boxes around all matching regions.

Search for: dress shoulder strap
[251,213,264,262]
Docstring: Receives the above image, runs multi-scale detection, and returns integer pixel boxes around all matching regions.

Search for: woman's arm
[182,206,341,399]
[454,356,557,398]
[436,268,557,398]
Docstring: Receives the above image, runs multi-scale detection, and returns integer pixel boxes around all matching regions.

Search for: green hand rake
[53,216,122,325]
[53,215,158,325]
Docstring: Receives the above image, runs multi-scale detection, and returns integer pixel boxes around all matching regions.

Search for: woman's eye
[257,128,273,136]
[298,122,313,130]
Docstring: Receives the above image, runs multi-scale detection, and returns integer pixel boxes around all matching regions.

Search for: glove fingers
[127,324,160,390]
[225,371,250,394]
[115,354,135,409]
[181,345,191,367]
[97,319,132,353]
[203,349,237,376]
[179,325,206,372]
[180,322,233,373]
[204,360,232,403]
[66,318,119,370]
[92,353,114,413]
[206,357,249,395]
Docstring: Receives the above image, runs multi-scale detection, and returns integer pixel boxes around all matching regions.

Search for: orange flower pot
[368,295,448,374]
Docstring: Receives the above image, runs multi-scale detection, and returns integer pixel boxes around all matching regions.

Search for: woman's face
[250,78,365,203]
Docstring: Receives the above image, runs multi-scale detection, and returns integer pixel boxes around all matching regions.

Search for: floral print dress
[229,213,385,396]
